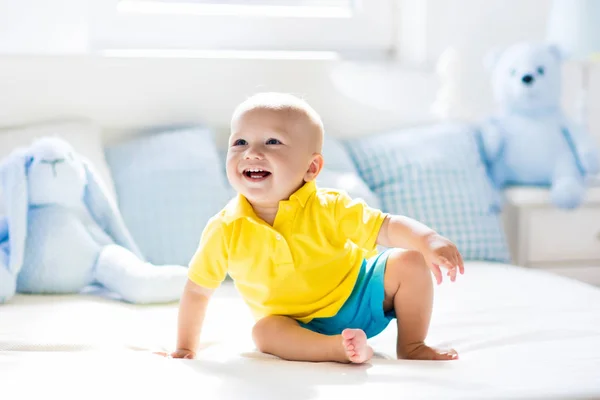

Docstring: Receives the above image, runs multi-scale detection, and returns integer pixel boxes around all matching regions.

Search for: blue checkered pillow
[105,126,231,266]
[345,123,510,262]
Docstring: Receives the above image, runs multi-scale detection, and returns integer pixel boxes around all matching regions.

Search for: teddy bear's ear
[483,47,503,72]
[547,44,565,61]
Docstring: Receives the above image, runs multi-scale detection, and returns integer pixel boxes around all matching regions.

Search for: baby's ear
[483,47,504,72]
[305,154,324,181]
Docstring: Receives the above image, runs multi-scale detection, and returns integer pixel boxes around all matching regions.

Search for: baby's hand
[154,349,196,359]
[422,234,465,284]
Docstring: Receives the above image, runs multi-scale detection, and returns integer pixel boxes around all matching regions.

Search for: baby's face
[226,108,321,206]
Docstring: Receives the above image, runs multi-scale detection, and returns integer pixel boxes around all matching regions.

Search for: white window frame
[88,0,396,58]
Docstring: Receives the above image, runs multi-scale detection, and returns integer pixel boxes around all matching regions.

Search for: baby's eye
[537,66,545,75]
[266,138,282,145]
[232,139,248,146]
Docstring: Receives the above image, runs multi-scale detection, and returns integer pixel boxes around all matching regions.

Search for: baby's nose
[244,147,264,159]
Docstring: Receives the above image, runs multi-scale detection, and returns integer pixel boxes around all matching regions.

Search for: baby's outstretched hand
[422,234,465,284]
[154,349,196,359]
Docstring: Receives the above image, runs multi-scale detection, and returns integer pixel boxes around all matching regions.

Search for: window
[118,0,356,18]
[88,0,396,58]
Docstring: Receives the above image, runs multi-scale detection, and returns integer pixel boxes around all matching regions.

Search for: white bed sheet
[1,262,600,400]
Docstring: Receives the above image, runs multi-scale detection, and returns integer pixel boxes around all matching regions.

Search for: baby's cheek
[225,157,239,173]
[283,165,306,184]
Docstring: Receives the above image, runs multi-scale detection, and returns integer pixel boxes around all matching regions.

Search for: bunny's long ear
[0,148,31,275]
[82,158,145,260]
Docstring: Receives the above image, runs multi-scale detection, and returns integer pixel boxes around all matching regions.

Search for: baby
[166,92,464,363]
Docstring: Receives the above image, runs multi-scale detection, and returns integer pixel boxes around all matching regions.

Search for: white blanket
[1,262,599,400]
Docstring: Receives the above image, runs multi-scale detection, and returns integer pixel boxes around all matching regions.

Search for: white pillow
[0,120,116,218]
[322,136,359,173]
[316,169,382,210]
[318,136,382,209]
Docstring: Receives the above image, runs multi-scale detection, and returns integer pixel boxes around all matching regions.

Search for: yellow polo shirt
[187,180,387,323]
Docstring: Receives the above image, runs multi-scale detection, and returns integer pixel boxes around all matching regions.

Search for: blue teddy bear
[479,42,600,209]
[0,137,188,304]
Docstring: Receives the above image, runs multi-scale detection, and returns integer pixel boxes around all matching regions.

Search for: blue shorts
[299,250,395,339]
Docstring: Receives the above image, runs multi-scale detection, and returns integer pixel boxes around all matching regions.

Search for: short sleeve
[334,191,387,251]
[187,216,229,289]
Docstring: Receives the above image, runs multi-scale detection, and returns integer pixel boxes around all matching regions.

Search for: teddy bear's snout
[521,74,535,86]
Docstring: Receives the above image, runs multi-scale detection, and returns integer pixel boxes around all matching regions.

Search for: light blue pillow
[105,126,231,266]
[217,148,237,198]
[345,123,510,262]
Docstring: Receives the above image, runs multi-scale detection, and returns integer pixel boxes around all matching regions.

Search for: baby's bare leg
[252,315,373,363]
[383,250,458,360]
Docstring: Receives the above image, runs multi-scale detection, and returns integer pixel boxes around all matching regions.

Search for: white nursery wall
[0,0,599,147]
[0,55,437,147]
[0,0,88,54]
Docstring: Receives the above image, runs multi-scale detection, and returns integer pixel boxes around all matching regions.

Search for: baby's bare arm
[376,215,435,251]
[171,279,214,359]
[377,215,464,283]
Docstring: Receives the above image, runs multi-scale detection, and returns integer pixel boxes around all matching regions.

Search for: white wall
[0,0,88,54]
[0,0,599,148]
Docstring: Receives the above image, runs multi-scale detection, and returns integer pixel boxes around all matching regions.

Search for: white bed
[2,262,600,400]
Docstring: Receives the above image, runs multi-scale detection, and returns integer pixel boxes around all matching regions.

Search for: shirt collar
[289,180,316,207]
[222,194,256,224]
[222,180,317,224]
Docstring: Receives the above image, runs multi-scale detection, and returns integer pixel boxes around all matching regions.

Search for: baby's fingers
[457,252,465,275]
[447,266,457,282]
[430,263,443,285]
[437,256,456,272]
[153,349,195,359]
[437,256,460,283]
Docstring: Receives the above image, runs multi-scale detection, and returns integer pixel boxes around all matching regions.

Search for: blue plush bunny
[479,42,600,209]
[0,137,188,304]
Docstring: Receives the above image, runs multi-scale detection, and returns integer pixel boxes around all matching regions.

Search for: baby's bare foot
[399,342,458,361]
[341,328,373,364]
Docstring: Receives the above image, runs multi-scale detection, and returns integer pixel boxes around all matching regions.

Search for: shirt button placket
[274,232,294,268]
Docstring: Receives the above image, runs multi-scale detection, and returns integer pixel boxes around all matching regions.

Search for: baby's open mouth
[243,168,272,180]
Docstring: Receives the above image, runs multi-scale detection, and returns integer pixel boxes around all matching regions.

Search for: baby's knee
[384,250,428,284]
[252,316,288,351]
[387,249,427,271]
[252,317,270,345]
